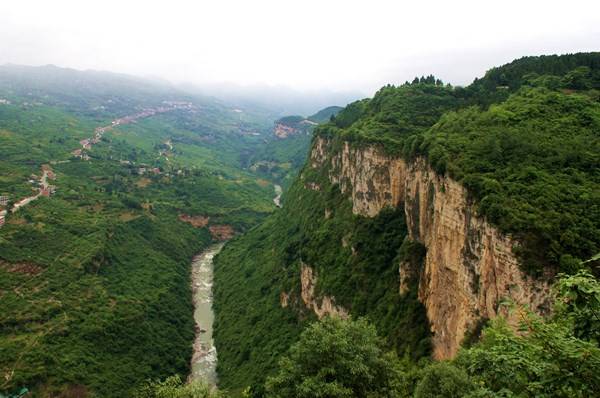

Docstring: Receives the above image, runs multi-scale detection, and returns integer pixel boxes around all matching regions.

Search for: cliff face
[310,137,551,359]
[299,263,348,319]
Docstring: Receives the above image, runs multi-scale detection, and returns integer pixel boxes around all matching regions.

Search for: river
[189,243,224,385]
[273,184,282,208]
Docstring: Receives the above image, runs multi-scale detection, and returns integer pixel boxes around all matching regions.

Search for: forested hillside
[0,66,300,397]
[249,107,343,188]
[212,52,600,396]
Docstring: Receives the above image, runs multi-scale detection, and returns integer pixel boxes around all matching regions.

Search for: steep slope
[249,107,344,188]
[213,52,600,394]
[0,66,301,397]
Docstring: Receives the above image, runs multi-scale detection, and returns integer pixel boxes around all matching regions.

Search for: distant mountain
[246,106,343,188]
[212,52,600,395]
[307,106,344,123]
[273,106,343,138]
[0,63,321,396]
[183,81,362,116]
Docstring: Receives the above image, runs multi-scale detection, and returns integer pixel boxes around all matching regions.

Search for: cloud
[1,0,598,93]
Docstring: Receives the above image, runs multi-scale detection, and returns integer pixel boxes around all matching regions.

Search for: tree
[562,66,592,90]
[553,269,600,344]
[264,317,404,398]
[455,271,600,397]
[133,376,222,398]
[414,362,475,398]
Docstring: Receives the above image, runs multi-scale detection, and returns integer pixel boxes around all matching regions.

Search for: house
[0,196,9,206]
[0,210,7,227]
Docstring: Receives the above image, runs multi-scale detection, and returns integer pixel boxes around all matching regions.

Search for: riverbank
[189,243,225,386]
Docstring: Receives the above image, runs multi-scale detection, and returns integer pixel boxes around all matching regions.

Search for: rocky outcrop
[274,123,298,138]
[300,263,348,319]
[309,137,551,359]
[209,225,235,241]
[179,214,210,228]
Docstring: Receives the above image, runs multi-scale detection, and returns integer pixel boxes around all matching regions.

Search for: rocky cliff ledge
[310,137,551,359]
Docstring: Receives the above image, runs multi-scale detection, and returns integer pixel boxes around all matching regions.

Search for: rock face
[209,225,235,241]
[179,214,210,228]
[309,137,551,359]
[274,123,305,139]
[300,263,348,319]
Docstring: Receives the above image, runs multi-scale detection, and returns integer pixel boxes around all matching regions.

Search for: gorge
[189,243,224,386]
[211,52,600,396]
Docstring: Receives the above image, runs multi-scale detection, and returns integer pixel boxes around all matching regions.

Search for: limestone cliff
[309,137,551,359]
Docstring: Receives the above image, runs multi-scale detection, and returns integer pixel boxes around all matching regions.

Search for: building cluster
[0,195,8,227]
[137,166,162,176]
[71,102,194,161]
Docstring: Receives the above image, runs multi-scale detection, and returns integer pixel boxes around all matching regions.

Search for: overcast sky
[1,0,599,95]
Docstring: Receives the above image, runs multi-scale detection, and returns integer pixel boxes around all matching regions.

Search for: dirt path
[1,103,193,226]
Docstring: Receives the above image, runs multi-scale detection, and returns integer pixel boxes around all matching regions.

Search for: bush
[133,376,222,398]
[265,317,404,398]
[414,362,475,398]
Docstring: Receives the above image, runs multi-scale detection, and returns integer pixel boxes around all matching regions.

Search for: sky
[1,0,599,95]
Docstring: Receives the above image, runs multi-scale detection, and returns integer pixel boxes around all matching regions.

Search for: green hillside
[212,52,600,396]
[249,106,343,188]
[0,66,303,397]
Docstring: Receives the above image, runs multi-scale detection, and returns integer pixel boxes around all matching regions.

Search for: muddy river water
[189,243,224,385]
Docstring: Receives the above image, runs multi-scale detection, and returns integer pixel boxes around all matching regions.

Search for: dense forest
[0,66,305,397]
[2,53,600,398]
[211,52,600,397]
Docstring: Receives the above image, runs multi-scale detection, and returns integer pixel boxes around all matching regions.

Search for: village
[0,165,56,228]
[71,101,194,160]
[0,100,194,228]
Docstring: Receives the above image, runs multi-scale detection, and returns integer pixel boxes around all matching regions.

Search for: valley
[0,65,317,397]
[1,53,600,398]
[189,243,223,386]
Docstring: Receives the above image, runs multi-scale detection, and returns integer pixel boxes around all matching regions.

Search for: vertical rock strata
[309,137,551,359]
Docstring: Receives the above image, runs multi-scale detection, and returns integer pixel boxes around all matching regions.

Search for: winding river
[189,243,224,385]
[189,187,281,384]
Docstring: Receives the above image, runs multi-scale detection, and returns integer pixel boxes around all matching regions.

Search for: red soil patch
[59,384,89,398]
[178,214,210,228]
[209,224,235,241]
[0,260,43,275]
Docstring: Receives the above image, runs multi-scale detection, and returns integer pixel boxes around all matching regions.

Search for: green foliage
[323,84,461,152]
[213,158,430,393]
[214,52,600,396]
[133,376,223,398]
[307,106,343,124]
[260,273,600,398]
[212,216,305,395]
[413,362,475,398]
[265,317,404,398]
[465,52,600,105]
[0,65,298,397]
[418,87,600,272]
[452,271,600,397]
[553,270,600,344]
[315,54,600,274]
[276,115,305,125]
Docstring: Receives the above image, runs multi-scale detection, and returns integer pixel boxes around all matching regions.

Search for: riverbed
[189,243,224,385]
[273,184,282,207]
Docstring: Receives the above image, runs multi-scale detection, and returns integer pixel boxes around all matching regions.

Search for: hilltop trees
[265,317,404,398]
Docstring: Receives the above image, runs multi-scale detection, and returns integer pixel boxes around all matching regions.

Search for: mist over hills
[182,81,362,116]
